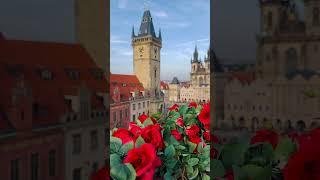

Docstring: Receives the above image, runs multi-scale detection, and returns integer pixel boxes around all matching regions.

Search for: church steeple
[192,45,199,63]
[158,29,162,40]
[132,25,136,38]
[138,10,157,38]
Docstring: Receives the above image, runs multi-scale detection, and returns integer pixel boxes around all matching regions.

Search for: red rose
[90,165,110,180]
[203,131,210,142]
[129,122,142,135]
[138,114,149,124]
[211,134,219,144]
[198,103,210,130]
[141,124,164,150]
[112,128,134,144]
[171,130,183,141]
[250,130,279,149]
[150,117,157,124]
[186,125,202,153]
[176,117,185,127]
[188,102,198,108]
[284,128,320,180]
[123,143,161,178]
[224,169,234,180]
[185,125,200,137]
[287,131,299,142]
[168,104,179,111]
[138,156,162,180]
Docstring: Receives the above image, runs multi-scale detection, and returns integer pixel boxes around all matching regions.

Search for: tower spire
[158,28,162,40]
[132,25,135,38]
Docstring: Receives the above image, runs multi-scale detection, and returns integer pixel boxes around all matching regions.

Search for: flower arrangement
[107,101,320,180]
[110,102,211,180]
[210,128,320,180]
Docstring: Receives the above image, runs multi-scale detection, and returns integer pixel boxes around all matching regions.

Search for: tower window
[313,7,320,26]
[154,69,157,79]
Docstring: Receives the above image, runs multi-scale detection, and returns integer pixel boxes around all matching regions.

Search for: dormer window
[90,68,104,80]
[5,64,23,78]
[41,69,53,80]
[66,69,80,80]
[122,83,127,87]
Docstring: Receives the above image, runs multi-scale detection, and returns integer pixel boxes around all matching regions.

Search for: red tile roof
[229,72,256,84]
[160,81,169,90]
[0,37,107,131]
[110,74,144,101]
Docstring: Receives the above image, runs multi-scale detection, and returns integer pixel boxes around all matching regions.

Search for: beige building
[74,0,108,71]
[132,9,164,114]
[168,46,210,103]
[223,0,320,132]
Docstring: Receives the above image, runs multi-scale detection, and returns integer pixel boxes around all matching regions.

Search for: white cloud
[117,0,128,9]
[153,10,168,18]
[111,35,129,44]
[175,38,209,47]
[162,21,191,29]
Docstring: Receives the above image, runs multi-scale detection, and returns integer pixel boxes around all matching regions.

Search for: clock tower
[132,9,163,113]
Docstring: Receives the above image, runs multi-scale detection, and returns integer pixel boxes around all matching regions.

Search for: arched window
[267,11,273,28]
[199,77,204,85]
[285,48,298,74]
[313,7,320,26]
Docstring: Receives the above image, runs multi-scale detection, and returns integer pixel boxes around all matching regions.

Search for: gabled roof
[0,36,107,132]
[160,81,169,90]
[110,74,144,101]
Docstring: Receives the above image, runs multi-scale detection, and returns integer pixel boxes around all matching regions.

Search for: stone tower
[74,0,108,71]
[132,8,163,113]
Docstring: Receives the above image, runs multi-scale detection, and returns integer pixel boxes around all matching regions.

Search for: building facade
[0,37,108,180]
[110,74,150,128]
[168,47,210,103]
[223,0,320,132]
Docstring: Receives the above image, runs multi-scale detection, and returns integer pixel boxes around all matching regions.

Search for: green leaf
[188,158,199,167]
[110,154,122,167]
[143,118,154,126]
[211,159,225,178]
[202,174,210,180]
[110,163,136,180]
[188,167,199,180]
[176,145,186,150]
[125,163,137,180]
[110,137,122,154]
[165,158,177,169]
[165,145,176,157]
[169,135,180,145]
[119,141,134,155]
[197,142,205,153]
[135,136,145,148]
[221,143,249,169]
[274,137,296,162]
[187,141,197,153]
[164,172,174,180]
[242,164,272,180]
[232,165,247,180]
[186,165,193,176]
[179,105,188,115]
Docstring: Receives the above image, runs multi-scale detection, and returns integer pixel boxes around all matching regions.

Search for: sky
[110,0,210,81]
[2,0,296,80]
